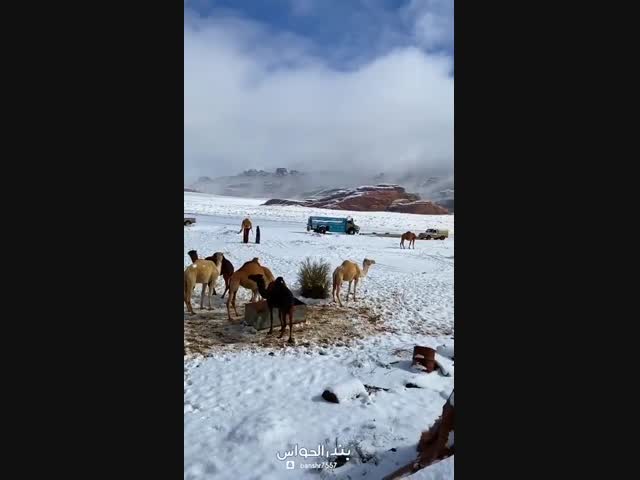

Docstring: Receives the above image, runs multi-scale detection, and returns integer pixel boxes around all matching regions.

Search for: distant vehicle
[184,217,196,226]
[307,216,360,235]
[418,228,448,240]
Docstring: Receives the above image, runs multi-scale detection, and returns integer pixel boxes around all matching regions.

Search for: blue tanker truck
[306,216,360,235]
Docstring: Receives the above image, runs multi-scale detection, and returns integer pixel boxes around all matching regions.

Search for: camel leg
[232,291,239,316]
[226,288,238,320]
[346,280,353,303]
[185,287,195,315]
[226,295,232,320]
[207,280,214,310]
[268,307,274,335]
[278,310,286,338]
[200,284,207,309]
[352,278,358,301]
[336,282,343,307]
[222,277,229,298]
[288,307,295,343]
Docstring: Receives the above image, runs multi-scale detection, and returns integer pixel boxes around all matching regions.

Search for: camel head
[362,258,376,276]
[211,252,224,267]
[187,250,198,263]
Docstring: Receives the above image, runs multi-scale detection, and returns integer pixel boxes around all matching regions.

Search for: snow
[184,192,454,479]
[184,192,454,235]
[406,456,454,479]
[325,377,368,403]
[436,345,454,360]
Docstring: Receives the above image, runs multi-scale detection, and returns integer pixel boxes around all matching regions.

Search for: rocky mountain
[263,184,449,214]
[186,167,454,212]
[386,199,449,215]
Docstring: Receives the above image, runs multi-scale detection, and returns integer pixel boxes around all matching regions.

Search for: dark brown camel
[205,252,234,298]
[248,274,304,343]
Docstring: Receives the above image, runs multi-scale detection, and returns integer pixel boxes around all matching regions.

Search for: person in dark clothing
[256,226,261,244]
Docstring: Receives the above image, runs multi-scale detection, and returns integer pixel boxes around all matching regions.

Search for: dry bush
[298,257,330,299]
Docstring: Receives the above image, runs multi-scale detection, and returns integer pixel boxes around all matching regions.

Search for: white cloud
[403,0,454,51]
[184,10,454,179]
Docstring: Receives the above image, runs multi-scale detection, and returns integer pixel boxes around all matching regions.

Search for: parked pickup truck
[307,216,360,235]
[418,228,448,240]
[184,217,196,226]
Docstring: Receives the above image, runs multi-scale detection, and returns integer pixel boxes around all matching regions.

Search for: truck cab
[345,217,359,234]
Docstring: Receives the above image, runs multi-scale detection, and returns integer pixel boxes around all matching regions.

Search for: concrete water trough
[244,300,308,330]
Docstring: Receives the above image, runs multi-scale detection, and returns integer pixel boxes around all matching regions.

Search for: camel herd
[184,216,450,346]
[185,228,432,318]
[184,251,376,341]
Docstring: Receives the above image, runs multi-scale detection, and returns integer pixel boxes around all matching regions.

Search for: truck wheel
[347,228,355,235]
[425,235,432,240]
[184,221,192,226]
[317,226,327,234]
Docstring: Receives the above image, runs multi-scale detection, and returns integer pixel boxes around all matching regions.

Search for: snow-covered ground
[184,192,454,235]
[184,192,454,479]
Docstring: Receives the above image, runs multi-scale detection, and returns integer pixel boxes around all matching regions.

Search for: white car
[418,228,448,240]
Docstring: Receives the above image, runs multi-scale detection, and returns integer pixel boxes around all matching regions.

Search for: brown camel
[226,257,276,320]
[400,231,417,249]
[184,254,223,314]
[332,258,376,307]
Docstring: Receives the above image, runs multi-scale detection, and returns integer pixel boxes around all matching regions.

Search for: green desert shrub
[298,257,331,299]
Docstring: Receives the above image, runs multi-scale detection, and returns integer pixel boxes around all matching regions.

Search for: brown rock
[264,184,424,212]
[261,198,305,206]
[387,200,449,215]
[263,184,448,214]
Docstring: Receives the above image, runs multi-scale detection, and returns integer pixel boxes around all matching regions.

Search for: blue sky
[184,0,454,179]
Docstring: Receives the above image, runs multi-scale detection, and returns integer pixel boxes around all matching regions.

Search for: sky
[184,0,454,181]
